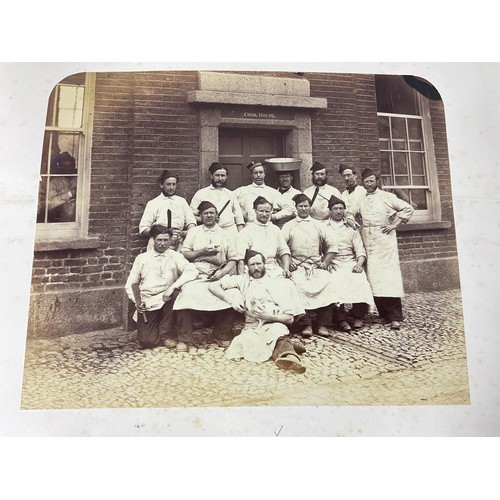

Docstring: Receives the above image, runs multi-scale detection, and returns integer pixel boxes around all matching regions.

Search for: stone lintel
[187,90,327,109]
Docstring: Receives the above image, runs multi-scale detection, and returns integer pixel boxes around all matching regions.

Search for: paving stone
[20,289,470,409]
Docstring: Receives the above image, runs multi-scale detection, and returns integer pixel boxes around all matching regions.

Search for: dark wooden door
[219,128,284,190]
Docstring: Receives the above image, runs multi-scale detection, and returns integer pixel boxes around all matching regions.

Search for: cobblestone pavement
[21,289,470,409]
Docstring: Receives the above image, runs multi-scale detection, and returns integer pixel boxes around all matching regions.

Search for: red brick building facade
[29,70,460,338]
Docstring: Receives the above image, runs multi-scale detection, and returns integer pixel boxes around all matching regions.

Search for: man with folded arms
[174,201,239,348]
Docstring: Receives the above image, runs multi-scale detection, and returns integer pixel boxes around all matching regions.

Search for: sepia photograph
[18,66,470,411]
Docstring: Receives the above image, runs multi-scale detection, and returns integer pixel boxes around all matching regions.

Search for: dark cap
[292,193,311,206]
[208,162,226,175]
[197,200,217,214]
[310,161,326,173]
[328,195,346,209]
[244,249,265,265]
[361,168,377,179]
[157,169,178,184]
[247,161,264,171]
[150,224,173,239]
[253,196,272,208]
[339,164,356,175]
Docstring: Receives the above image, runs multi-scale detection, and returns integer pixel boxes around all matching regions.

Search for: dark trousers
[300,304,333,327]
[271,337,297,361]
[333,303,369,322]
[176,308,238,341]
[136,290,179,349]
[374,296,403,321]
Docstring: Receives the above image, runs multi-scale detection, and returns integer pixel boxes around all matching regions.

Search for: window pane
[379,151,391,176]
[411,189,428,210]
[410,152,425,176]
[408,118,423,140]
[40,133,52,175]
[395,175,409,186]
[393,139,407,151]
[57,85,85,128]
[391,117,407,140]
[378,115,390,138]
[388,188,412,205]
[52,133,80,172]
[381,175,392,186]
[46,176,77,223]
[411,175,427,186]
[393,152,408,175]
[409,140,423,151]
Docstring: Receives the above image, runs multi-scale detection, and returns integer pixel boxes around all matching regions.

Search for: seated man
[325,196,375,332]
[235,196,292,278]
[281,193,339,338]
[125,224,199,350]
[209,250,306,373]
[174,201,240,347]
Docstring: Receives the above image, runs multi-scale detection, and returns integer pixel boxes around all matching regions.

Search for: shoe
[352,319,363,329]
[292,341,307,355]
[216,339,232,348]
[164,339,177,348]
[390,321,401,330]
[317,326,330,337]
[275,354,306,374]
[339,321,351,332]
[300,326,313,338]
[176,341,188,352]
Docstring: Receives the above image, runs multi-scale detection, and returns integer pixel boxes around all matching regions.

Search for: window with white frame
[375,75,440,222]
[36,72,95,240]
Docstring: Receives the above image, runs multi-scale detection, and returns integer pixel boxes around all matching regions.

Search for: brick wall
[28,69,460,337]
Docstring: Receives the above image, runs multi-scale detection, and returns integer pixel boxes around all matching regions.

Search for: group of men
[126,160,414,374]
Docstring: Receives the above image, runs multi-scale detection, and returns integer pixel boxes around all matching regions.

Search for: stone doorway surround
[186,71,327,190]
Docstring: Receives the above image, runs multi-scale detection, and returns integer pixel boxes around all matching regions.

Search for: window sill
[397,221,452,232]
[34,236,101,252]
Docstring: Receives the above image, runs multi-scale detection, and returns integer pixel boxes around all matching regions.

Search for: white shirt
[234,183,294,224]
[190,185,244,229]
[125,249,198,311]
[303,184,342,221]
[139,193,196,234]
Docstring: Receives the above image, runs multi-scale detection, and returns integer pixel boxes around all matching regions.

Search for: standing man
[173,201,240,348]
[281,193,338,338]
[303,161,342,222]
[190,162,244,238]
[234,161,293,225]
[339,164,366,213]
[139,169,197,252]
[350,168,414,330]
[275,170,302,227]
[125,224,199,350]
[325,195,374,332]
[209,250,306,373]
